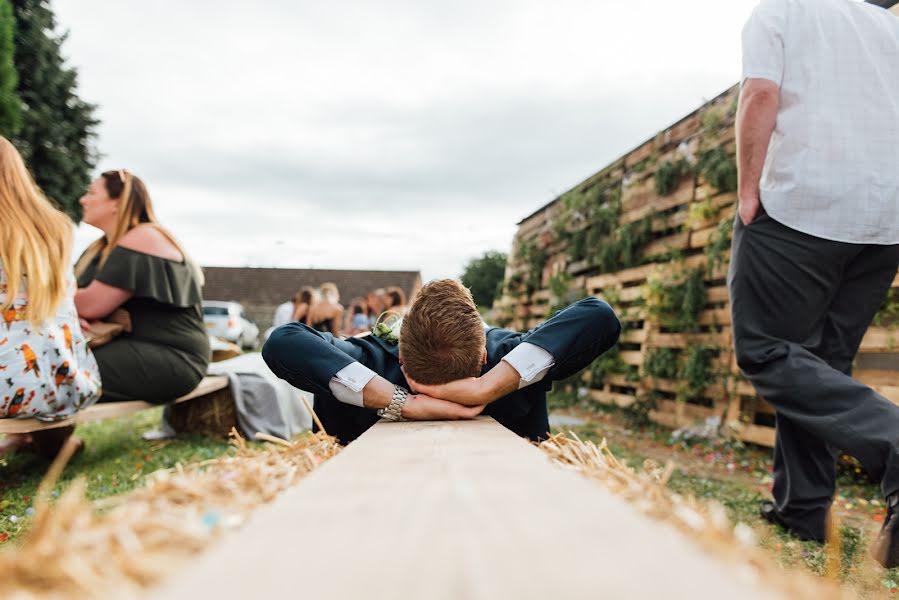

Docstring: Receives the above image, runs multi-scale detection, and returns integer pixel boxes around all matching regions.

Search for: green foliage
[698,147,738,193]
[873,289,899,329]
[589,343,637,384]
[701,107,724,133]
[629,150,658,174]
[654,159,691,196]
[0,0,21,136]
[547,272,587,316]
[643,347,680,379]
[594,216,653,274]
[686,198,719,227]
[0,408,235,543]
[10,0,99,220]
[646,267,708,332]
[518,240,548,295]
[461,250,508,308]
[705,217,734,273]
[678,345,716,400]
[623,392,659,428]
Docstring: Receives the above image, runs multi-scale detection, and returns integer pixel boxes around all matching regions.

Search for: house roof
[201,267,422,307]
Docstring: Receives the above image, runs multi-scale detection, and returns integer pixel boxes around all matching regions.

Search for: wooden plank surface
[0,376,230,434]
[153,418,783,600]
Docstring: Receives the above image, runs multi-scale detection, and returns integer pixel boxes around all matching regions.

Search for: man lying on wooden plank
[263,279,620,444]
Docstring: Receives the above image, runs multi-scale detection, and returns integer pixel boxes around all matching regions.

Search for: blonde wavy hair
[74,170,203,284]
[0,136,74,325]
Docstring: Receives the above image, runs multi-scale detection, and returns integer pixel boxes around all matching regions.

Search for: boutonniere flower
[371,311,402,344]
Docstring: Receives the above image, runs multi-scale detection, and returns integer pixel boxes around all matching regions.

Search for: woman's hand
[401,394,485,420]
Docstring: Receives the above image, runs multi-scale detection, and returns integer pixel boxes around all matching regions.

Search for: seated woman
[384,286,408,315]
[308,282,344,336]
[291,286,316,324]
[0,137,101,454]
[74,170,210,403]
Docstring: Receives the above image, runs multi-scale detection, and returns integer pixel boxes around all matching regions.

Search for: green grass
[0,408,235,545]
[550,399,899,595]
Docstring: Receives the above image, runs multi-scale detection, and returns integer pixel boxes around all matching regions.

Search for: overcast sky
[54,1,759,281]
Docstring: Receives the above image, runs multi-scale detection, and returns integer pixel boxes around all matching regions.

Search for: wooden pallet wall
[494,85,899,448]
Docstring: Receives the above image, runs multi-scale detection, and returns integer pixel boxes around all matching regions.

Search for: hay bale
[166,388,238,439]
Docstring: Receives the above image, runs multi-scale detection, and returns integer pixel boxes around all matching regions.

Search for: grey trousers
[728,209,899,540]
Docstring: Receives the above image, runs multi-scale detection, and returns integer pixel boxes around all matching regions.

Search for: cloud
[56,0,758,280]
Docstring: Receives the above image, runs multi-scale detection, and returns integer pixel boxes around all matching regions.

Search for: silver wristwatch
[377,385,408,421]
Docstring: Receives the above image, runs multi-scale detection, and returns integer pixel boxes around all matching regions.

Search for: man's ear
[481,349,487,365]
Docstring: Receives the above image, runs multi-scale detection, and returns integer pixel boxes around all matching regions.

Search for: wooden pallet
[498,83,899,447]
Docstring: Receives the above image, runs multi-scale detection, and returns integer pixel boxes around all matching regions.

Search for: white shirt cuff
[502,342,555,390]
[329,362,377,407]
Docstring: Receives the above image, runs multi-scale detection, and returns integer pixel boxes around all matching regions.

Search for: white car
[202,301,260,349]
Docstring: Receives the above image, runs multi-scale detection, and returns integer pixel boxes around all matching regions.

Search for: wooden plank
[152,418,784,600]
[0,376,230,434]
[707,286,729,304]
[588,389,637,408]
[736,423,776,448]
[645,331,731,349]
[621,188,695,225]
[856,369,899,387]
[642,231,691,259]
[620,350,644,366]
[586,263,658,290]
[860,327,899,352]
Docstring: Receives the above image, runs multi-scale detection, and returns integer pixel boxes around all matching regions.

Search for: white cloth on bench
[208,352,312,440]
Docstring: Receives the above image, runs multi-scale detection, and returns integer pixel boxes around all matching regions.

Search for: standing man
[730,0,899,565]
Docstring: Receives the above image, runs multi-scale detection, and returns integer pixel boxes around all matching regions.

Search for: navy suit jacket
[263,297,620,444]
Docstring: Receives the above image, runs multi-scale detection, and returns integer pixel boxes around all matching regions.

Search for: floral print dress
[0,265,101,420]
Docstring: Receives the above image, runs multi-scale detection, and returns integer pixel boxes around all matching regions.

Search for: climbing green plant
[547,272,587,316]
[654,159,691,196]
[593,216,653,274]
[643,347,680,380]
[698,147,738,193]
[517,240,548,295]
[677,345,717,401]
[645,266,708,332]
[705,218,733,274]
[589,344,637,385]
[873,289,899,329]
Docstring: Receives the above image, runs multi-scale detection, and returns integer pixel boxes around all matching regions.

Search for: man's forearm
[736,79,780,198]
[361,375,395,409]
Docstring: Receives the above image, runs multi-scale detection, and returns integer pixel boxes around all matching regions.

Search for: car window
[203,306,228,316]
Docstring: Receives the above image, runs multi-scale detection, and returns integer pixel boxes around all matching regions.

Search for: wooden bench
[0,376,230,434]
[152,417,786,600]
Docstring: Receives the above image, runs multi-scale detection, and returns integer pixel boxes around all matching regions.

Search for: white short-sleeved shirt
[272,301,295,329]
[742,0,899,244]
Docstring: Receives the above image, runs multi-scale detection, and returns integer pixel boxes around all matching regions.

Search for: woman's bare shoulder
[117,225,183,261]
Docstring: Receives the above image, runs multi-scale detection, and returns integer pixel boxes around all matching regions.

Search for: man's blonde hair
[0,136,73,325]
[399,279,484,385]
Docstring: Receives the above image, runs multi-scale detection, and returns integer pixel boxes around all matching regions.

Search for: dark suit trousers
[728,210,899,540]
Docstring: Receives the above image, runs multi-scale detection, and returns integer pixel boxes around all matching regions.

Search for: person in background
[365,288,387,327]
[384,286,408,315]
[291,287,316,324]
[0,136,101,457]
[272,287,315,329]
[731,0,899,566]
[74,170,210,403]
[308,282,344,336]
[347,300,370,335]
